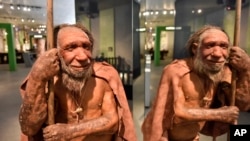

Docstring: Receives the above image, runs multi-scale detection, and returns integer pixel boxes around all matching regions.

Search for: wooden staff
[228,1,241,141]
[47,0,55,125]
[231,0,241,106]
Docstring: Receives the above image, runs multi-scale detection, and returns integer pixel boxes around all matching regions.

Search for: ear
[192,43,198,55]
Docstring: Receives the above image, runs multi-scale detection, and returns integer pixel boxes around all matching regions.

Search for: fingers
[231,106,239,124]
[41,49,60,71]
[229,47,245,69]
[230,46,246,58]
[229,47,241,59]
[233,119,238,125]
[229,48,250,71]
[43,127,58,141]
[43,129,52,140]
[221,106,239,124]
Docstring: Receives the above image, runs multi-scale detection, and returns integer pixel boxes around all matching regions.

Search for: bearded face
[193,47,225,84]
[59,55,93,93]
[56,26,94,93]
[192,29,229,84]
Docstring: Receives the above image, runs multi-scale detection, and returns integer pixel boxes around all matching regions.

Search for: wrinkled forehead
[200,29,229,43]
[57,26,89,40]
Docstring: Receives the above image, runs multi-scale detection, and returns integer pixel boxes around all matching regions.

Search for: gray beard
[193,54,223,84]
[59,57,93,93]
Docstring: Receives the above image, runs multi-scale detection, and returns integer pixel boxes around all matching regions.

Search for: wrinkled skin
[30,48,60,82]
[169,29,240,141]
[19,25,120,141]
[229,46,250,111]
[142,27,249,141]
[229,46,250,72]
[19,48,60,137]
[43,123,72,141]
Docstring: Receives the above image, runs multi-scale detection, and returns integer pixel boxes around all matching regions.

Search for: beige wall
[100,8,114,57]
[223,10,235,45]
[224,6,250,53]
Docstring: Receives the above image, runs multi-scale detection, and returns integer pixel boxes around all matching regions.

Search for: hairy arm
[19,75,48,136]
[19,49,60,136]
[229,46,250,111]
[173,73,239,124]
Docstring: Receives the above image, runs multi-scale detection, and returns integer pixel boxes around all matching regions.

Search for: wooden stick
[231,0,242,106]
[228,1,241,141]
[46,0,55,125]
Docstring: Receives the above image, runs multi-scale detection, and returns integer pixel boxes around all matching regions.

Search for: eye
[64,44,78,51]
[220,43,229,49]
[204,43,215,48]
[82,43,91,50]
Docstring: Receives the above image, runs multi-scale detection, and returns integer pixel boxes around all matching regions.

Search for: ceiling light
[0,3,4,9]
[136,28,146,32]
[23,6,27,11]
[165,26,182,30]
[34,35,43,38]
[10,4,14,10]
[17,5,21,10]
[197,9,202,14]
[170,10,175,15]
[143,11,149,16]
[27,7,31,11]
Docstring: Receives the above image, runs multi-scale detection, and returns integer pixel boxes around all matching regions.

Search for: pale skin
[167,29,239,141]
[19,26,119,141]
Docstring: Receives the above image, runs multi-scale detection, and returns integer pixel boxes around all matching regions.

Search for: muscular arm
[173,73,239,124]
[19,49,59,136]
[19,75,48,136]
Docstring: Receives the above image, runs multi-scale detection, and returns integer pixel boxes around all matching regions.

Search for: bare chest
[181,74,216,108]
[54,78,109,123]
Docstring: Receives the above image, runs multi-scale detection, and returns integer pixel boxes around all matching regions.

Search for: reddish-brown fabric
[141,59,191,141]
[93,62,137,141]
[141,59,234,141]
[19,61,137,141]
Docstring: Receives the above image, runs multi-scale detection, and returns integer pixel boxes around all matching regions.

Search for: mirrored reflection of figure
[142,25,250,141]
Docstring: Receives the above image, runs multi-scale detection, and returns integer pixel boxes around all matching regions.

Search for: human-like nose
[75,47,89,61]
[211,47,223,57]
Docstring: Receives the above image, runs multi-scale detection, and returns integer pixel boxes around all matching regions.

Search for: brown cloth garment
[20,61,137,141]
[141,58,232,141]
[142,59,191,141]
